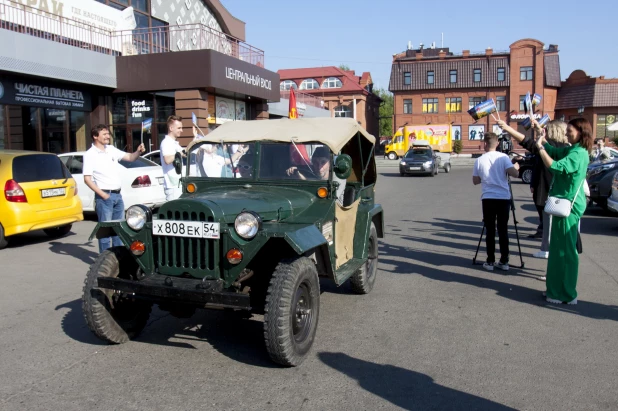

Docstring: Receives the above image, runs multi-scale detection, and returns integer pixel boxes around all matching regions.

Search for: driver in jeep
[285,146,331,180]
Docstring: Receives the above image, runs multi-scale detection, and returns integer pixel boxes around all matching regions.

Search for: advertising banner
[468,125,485,141]
[403,125,451,152]
[0,74,91,111]
[215,96,246,124]
[0,0,134,52]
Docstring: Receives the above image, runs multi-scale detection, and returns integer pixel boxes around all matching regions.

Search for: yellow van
[0,150,83,249]
[384,124,453,160]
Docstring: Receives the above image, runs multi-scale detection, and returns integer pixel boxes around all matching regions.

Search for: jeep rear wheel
[350,223,378,294]
[264,257,320,366]
[82,247,152,344]
[0,224,8,250]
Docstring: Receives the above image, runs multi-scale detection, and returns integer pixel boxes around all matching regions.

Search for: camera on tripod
[497,133,513,154]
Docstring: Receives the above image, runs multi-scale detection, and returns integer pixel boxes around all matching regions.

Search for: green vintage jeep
[82,117,384,366]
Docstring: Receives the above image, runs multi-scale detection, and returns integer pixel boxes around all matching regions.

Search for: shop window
[403,99,412,114]
[111,126,128,151]
[334,105,351,118]
[422,98,438,113]
[496,96,506,112]
[497,67,506,82]
[70,111,86,152]
[322,77,343,89]
[596,114,618,140]
[520,66,533,81]
[446,97,462,113]
[299,79,320,90]
[280,80,297,91]
[132,0,148,13]
[449,70,457,83]
[155,93,175,121]
[112,96,127,124]
[128,96,154,125]
[469,97,483,109]
[0,105,4,149]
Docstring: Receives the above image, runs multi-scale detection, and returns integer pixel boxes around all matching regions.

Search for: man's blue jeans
[95,192,125,253]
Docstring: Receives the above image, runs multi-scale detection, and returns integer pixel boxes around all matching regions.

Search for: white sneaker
[533,251,549,259]
[482,263,494,271]
[494,262,510,271]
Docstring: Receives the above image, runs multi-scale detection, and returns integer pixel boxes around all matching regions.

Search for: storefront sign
[130,99,152,119]
[0,75,92,111]
[215,96,246,124]
[0,0,135,52]
[225,67,272,91]
[510,113,542,120]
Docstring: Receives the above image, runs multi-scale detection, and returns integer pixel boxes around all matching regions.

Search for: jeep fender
[89,221,154,274]
[370,205,384,238]
[284,225,334,280]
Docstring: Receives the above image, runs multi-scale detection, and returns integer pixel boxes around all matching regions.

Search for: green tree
[373,87,393,137]
[338,64,351,71]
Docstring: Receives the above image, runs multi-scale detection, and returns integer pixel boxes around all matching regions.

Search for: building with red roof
[277,66,382,137]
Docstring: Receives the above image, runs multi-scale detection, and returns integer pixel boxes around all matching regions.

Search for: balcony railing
[280,89,325,109]
[0,0,265,66]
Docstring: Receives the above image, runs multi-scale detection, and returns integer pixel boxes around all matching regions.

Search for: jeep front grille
[153,210,217,271]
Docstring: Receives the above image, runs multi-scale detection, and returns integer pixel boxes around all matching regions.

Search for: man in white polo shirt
[160,115,184,201]
[83,124,145,252]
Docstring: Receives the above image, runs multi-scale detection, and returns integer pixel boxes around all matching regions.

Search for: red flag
[289,88,298,119]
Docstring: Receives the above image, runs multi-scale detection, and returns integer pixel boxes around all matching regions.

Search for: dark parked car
[512,153,535,184]
[399,143,446,176]
[587,157,618,210]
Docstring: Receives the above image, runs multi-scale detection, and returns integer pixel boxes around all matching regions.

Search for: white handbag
[544,180,585,218]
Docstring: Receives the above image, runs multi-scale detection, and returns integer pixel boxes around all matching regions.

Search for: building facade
[0,0,279,153]
[389,39,561,153]
[555,70,618,145]
[277,67,381,138]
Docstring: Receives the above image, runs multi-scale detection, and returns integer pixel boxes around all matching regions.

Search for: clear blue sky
[221,0,618,91]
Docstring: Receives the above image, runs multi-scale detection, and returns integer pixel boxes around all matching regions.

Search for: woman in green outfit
[534,118,594,305]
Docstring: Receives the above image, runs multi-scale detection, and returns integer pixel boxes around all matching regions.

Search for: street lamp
[578,106,585,114]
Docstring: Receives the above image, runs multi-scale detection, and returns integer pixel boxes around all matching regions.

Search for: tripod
[472,176,525,269]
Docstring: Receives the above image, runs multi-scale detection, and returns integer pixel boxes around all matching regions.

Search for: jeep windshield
[187,141,331,180]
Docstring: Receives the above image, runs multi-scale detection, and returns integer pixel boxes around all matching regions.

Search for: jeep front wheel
[264,257,320,366]
[82,247,152,344]
[350,223,378,294]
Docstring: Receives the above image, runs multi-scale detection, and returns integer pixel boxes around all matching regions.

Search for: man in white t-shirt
[160,115,185,201]
[83,124,145,252]
[472,132,520,272]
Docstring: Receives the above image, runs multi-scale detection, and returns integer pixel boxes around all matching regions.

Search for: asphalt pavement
[1,166,617,410]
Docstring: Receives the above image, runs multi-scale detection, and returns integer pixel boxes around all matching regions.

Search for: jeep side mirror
[334,154,352,179]
[173,152,183,175]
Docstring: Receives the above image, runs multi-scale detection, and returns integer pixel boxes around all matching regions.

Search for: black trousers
[482,199,511,264]
[535,204,544,232]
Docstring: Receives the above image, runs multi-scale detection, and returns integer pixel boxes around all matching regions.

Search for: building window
[473,69,482,82]
[446,97,462,113]
[422,98,439,114]
[520,66,533,81]
[404,72,411,85]
[322,77,343,89]
[450,70,457,83]
[496,96,506,112]
[427,71,434,84]
[497,67,506,82]
[334,105,352,118]
[469,97,483,109]
[403,99,412,114]
[596,114,618,139]
[519,95,526,111]
[280,80,298,91]
[299,79,320,90]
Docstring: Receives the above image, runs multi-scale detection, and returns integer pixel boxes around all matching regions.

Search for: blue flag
[467,99,497,121]
[141,118,153,132]
[538,114,551,128]
[532,93,542,106]
[524,92,533,115]
[192,112,197,125]
[520,117,532,131]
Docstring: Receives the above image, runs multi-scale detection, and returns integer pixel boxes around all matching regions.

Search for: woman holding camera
[497,119,569,261]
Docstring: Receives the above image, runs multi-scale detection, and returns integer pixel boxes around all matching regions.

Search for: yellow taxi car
[0,150,83,249]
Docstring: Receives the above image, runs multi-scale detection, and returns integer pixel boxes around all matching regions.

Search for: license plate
[152,219,220,239]
[409,167,421,171]
[41,188,66,198]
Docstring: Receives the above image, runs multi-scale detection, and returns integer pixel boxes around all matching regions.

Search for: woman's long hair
[545,120,568,144]
[568,118,594,153]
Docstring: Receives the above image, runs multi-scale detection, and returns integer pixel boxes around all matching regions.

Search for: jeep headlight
[126,205,149,231]
[235,211,262,239]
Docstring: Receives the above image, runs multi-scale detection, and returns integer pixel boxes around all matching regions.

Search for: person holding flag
[160,115,185,201]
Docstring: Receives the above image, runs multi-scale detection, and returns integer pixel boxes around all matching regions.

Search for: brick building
[388,39,561,153]
[277,67,382,137]
[555,70,618,145]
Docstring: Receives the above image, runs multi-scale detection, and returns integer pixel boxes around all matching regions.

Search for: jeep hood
[166,186,318,223]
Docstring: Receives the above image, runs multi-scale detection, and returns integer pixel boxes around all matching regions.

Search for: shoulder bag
[544,179,585,218]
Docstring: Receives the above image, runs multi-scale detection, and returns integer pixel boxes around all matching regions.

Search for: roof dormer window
[299,79,320,90]
[322,77,343,89]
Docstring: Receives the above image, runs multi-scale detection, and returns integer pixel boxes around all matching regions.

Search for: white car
[59,152,166,212]
[608,172,618,213]
[142,150,197,176]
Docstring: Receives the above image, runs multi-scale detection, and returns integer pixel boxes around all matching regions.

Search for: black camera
[497,133,513,154]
